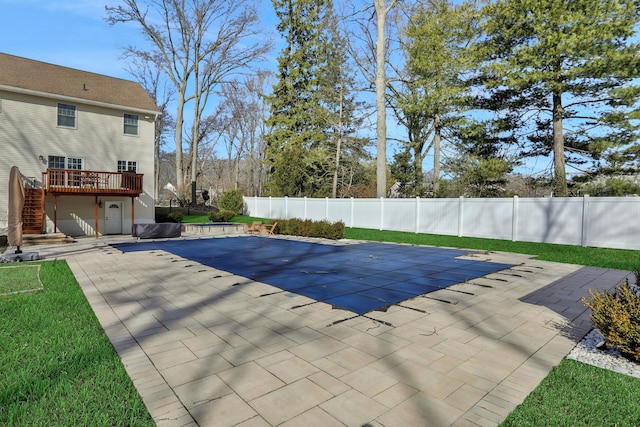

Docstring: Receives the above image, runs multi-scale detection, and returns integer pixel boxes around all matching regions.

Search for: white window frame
[124,113,139,136]
[117,160,137,173]
[57,103,77,128]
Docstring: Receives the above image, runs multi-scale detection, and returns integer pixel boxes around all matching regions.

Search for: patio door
[105,201,123,234]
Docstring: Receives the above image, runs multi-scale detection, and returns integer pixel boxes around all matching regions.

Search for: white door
[105,201,123,234]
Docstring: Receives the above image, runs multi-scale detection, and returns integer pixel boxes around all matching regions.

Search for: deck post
[95,196,99,238]
[53,194,58,233]
[131,197,135,231]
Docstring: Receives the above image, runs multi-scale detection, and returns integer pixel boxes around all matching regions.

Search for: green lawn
[0,261,154,426]
[501,359,640,426]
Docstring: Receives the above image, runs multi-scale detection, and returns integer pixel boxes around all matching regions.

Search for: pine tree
[395,0,482,194]
[266,0,336,197]
[480,0,640,196]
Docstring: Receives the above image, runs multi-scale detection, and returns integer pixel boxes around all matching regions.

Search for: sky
[0,0,554,180]
[1,0,142,80]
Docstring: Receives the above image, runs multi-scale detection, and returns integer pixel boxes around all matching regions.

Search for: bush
[218,189,244,214]
[168,212,184,223]
[582,271,640,362]
[275,218,345,240]
[208,210,235,222]
[156,211,183,223]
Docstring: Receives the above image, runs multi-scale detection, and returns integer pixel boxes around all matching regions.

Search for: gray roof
[0,53,159,113]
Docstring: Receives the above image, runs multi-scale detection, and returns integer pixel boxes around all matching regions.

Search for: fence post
[415,197,420,233]
[380,197,384,231]
[304,196,307,219]
[325,197,329,220]
[512,195,519,242]
[458,196,464,237]
[581,195,590,247]
[253,196,257,217]
[269,196,272,218]
[350,197,354,228]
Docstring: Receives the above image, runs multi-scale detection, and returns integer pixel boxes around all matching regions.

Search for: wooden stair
[22,188,45,234]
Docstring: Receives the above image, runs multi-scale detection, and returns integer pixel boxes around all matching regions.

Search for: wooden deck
[42,169,143,196]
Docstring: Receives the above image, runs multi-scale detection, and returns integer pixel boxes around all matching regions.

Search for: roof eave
[0,84,161,116]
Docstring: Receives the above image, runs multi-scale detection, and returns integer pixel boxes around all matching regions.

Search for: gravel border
[567,329,640,378]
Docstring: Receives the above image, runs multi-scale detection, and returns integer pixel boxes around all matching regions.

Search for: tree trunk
[552,91,567,197]
[374,0,389,198]
[175,93,186,191]
[154,116,160,201]
[433,113,441,194]
[332,86,344,198]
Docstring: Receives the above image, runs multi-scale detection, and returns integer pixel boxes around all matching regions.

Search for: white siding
[0,90,155,236]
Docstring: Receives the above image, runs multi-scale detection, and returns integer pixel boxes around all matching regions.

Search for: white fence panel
[282,197,303,219]
[417,198,460,236]
[383,198,417,232]
[305,198,327,221]
[461,198,513,240]
[352,199,383,229]
[244,196,640,250]
[270,197,289,219]
[516,198,584,245]
[327,199,353,225]
[586,197,640,250]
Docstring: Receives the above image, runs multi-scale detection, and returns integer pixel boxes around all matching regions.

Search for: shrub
[275,218,345,240]
[167,212,184,223]
[218,189,244,214]
[157,211,184,223]
[208,210,235,222]
[582,272,640,362]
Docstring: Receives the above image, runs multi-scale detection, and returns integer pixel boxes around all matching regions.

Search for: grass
[501,359,640,426]
[0,260,154,426]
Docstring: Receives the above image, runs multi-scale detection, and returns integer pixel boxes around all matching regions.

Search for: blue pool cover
[112,236,512,315]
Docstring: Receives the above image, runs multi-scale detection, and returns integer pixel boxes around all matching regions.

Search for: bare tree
[214,72,272,195]
[125,54,175,200]
[373,0,397,197]
[106,0,272,205]
[343,0,399,197]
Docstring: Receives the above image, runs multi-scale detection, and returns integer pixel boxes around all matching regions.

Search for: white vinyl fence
[244,196,640,251]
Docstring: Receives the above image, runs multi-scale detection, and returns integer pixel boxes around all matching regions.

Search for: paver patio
[33,234,630,426]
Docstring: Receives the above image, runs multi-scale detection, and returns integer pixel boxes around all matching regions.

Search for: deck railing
[42,169,143,196]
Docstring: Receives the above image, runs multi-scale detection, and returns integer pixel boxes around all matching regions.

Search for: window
[118,160,137,173]
[48,155,83,186]
[48,155,65,169]
[57,103,76,127]
[124,114,139,135]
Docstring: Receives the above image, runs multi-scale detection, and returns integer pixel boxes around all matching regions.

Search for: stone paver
[32,234,631,426]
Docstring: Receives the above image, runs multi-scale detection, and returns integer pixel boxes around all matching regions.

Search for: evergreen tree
[398,0,482,195]
[479,0,640,196]
[266,0,337,197]
[442,118,518,197]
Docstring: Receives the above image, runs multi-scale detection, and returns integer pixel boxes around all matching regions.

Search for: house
[0,53,160,237]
